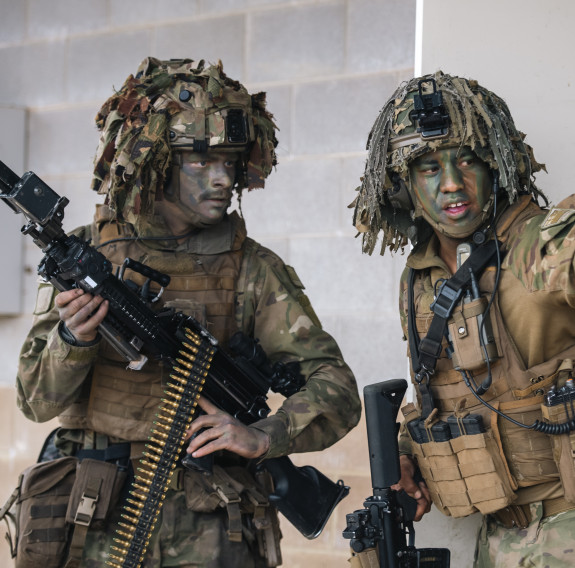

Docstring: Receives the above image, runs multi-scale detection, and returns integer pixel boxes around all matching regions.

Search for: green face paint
[409,146,492,238]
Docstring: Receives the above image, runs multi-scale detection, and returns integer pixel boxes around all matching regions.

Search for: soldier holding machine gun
[9,57,361,568]
[350,72,575,567]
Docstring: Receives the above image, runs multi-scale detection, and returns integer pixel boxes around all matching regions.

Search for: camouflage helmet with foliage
[353,71,546,255]
[91,57,278,227]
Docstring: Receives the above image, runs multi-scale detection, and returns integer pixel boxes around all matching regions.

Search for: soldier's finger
[186,425,226,455]
[197,396,221,415]
[67,295,104,325]
[54,288,85,308]
[82,299,108,328]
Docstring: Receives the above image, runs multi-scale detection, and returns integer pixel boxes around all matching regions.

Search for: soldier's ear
[388,174,415,211]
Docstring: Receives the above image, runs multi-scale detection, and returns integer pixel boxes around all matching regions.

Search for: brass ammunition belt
[106,327,214,568]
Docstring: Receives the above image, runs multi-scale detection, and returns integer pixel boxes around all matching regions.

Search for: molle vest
[58,212,247,441]
[406,203,575,517]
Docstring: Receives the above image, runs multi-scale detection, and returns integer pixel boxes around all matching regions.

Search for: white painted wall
[411,1,575,565]
[418,0,575,206]
[0,107,25,315]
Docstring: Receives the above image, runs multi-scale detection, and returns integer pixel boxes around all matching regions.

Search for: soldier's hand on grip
[185,397,271,460]
[54,288,108,343]
[392,454,432,521]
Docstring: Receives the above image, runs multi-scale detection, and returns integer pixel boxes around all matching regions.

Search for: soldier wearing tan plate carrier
[5,57,361,568]
[350,72,575,567]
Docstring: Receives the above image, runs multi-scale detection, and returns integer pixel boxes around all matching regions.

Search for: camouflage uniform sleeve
[397,422,413,456]
[17,281,100,423]
[398,267,415,456]
[505,206,575,301]
[398,266,410,339]
[238,243,361,459]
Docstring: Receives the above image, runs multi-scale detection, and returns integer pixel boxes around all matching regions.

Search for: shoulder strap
[407,267,420,374]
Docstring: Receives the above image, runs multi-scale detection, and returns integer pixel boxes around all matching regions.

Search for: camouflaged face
[353,71,547,255]
[92,57,278,229]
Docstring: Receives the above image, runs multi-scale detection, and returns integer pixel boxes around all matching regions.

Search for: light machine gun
[343,379,450,568]
[0,161,349,567]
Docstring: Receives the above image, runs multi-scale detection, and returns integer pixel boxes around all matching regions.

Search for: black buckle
[429,280,464,319]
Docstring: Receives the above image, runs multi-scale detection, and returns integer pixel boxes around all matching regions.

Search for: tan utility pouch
[541,401,575,504]
[4,456,127,568]
[448,296,501,372]
[406,407,516,518]
[450,429,516,515]
[13,457,78,568]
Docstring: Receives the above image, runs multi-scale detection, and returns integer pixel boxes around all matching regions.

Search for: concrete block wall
[0,0,420,566]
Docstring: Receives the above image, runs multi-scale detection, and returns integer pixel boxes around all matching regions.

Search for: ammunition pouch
[404,408,516,518]
[183,465,282,567]
[4,457,77,568]
[1,455,127,568]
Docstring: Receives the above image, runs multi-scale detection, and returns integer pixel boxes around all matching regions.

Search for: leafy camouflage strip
[91,57,278,228]
[353,71,547,256]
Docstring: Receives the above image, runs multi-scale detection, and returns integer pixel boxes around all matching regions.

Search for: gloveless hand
[185,397,270,460]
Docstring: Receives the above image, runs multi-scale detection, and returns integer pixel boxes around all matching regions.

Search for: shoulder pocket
[284,265,305,289]
[34,285,56,316]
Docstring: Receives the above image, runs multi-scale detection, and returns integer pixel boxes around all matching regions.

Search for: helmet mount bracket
[409,78,450,140]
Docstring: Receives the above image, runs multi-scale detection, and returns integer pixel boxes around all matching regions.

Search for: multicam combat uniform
[398,195,575,567]
[16,208,361,567]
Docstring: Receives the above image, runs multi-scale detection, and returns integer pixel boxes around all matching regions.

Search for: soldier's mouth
[444,201,468,217]
[202,193,231,205]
